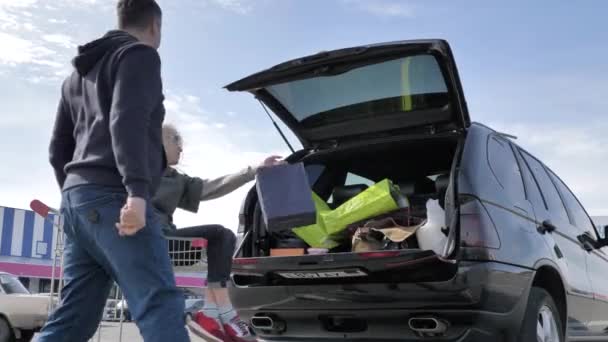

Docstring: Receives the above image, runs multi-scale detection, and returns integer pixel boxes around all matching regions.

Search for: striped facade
[0,206,59,260]
[0,205,206,290]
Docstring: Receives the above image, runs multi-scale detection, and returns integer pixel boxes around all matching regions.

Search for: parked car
[226,39,608,342]
[102,300,122,322]
[0,272,49,342]
[116,299,132,322]
[184,299,205,320]
[104,296,205,323]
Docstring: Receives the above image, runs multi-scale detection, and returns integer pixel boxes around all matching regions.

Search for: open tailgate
[232,249,457,286]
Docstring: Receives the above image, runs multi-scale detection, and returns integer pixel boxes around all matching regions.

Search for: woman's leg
[165,225,254,341]
[165,224,236,284]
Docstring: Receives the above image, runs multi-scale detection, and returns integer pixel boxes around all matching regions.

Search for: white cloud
[206,0,253,15]
[43,34,76,49]
[0,0,113,83]
[0,32,56,66]
[48,18,68,24]
[23,22,36,31]
[186,95,200,103]
[344,0,415,18]
[0,6,34,31]
[0,0,37,7]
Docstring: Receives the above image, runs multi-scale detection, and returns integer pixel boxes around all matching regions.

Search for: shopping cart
[30,199,209,342]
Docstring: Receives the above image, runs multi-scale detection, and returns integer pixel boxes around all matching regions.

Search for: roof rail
[496,131,518,140]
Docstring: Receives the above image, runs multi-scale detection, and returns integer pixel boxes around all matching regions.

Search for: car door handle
[582,241,594,252]
[537,220,557,234]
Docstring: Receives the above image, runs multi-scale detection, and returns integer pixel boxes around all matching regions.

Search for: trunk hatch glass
[265,54,448,126]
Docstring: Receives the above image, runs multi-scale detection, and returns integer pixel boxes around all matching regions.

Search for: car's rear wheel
[19,330,34,342]
[518,287,564,342]
[0,317,14,342]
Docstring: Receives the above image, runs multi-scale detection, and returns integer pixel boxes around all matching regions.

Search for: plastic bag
[292,193,340,249]
[351,217,423,253]
[322,179,400,236]
[416,199,447,255]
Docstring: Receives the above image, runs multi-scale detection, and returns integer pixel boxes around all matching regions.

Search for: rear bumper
[230,261,535,341]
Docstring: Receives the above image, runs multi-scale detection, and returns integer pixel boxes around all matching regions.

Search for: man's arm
[109,45,162,200]
[49,95,75,189]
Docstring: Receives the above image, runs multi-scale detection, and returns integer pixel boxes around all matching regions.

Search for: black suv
[225,40,607,342]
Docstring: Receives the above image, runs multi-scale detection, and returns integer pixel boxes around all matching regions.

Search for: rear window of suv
[266,54,449,123]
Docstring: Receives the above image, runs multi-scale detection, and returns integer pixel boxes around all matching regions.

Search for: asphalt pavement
[34,322,202,342]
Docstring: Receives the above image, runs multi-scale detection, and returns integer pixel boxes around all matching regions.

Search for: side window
[305,164,325,186]
[345,173,374,187]
[327,173,374,205]
[513,148,546,210]
[487,136,526,202]
[548,170,596,235]
[520,151,570,224]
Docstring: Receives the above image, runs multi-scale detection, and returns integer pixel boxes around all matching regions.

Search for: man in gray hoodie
[38,1,190,341]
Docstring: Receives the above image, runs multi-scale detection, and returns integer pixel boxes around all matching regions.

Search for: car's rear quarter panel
[457,124,555,269]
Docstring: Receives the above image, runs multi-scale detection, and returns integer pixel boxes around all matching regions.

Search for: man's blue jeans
[36,185,190,342]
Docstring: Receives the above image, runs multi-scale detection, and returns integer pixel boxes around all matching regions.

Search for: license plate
[277,269,368,279]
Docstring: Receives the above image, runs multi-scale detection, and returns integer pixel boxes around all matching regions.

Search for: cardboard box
[256,162,316,232]
[270,248,306,257]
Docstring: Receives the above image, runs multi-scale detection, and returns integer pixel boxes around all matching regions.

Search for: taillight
[358,251,401,259]
[459,197,500,249]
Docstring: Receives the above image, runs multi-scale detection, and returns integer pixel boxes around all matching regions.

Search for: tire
[0,317,14,342]
[19,330,34,342]
[119,310,131,322]
[517,287,564,342]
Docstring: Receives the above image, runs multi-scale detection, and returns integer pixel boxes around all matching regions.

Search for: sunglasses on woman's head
[172,134,182,147]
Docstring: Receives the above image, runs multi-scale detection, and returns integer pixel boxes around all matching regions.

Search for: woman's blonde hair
[162,123,182,147]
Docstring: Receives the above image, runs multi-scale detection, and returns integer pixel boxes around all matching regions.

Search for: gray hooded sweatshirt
[152,167,256,229]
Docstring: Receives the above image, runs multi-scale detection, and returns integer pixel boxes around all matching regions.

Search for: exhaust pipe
[250,314,286,333]
[251,316,274,330]
[408,316,448,335]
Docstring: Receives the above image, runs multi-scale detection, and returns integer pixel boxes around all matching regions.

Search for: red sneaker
[187,311,229,342]
[223,315,256,342]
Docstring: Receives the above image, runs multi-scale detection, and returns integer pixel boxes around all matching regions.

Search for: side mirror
[595,226,608,248]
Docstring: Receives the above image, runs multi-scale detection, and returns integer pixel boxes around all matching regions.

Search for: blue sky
[0,0,606,229]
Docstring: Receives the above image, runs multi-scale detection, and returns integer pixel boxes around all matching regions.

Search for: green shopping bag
[322,179,400,236]
[292,193,339,249]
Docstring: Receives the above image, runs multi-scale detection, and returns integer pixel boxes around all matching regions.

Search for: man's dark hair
[117,0,162,29]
